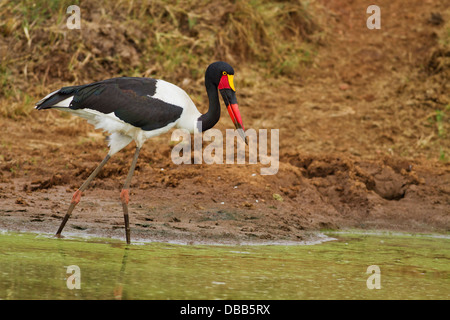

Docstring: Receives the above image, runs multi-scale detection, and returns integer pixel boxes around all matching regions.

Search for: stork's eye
[222,71,227,75]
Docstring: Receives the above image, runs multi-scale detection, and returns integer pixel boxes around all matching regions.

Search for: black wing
[36,77,184,131]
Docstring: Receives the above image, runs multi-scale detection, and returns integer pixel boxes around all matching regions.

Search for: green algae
[0,231,448,300]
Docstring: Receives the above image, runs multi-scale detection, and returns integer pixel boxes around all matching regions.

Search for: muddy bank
[1,143,448,244]
[0,0,449,243]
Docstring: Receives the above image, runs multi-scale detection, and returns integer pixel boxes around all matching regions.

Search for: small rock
[15,198,28,205]
[194,203,205,210]
[339,83,350,91]
[428,13,443,26]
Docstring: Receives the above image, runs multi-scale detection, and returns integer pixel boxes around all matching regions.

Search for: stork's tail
[35,84,84,110]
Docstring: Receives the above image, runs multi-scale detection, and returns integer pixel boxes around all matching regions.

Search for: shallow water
[0,231,448,300]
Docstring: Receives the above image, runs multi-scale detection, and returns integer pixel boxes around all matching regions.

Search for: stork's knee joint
[71,189,82,204]
[120,189,130,204]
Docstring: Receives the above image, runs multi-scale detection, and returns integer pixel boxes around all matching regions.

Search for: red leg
[55,154,110,238]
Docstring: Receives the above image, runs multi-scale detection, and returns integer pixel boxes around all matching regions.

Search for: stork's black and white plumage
[35,61,246,244]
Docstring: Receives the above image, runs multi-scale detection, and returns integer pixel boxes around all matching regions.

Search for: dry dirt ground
[0,0,449,244]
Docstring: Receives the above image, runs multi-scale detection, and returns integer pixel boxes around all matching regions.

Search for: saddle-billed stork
[35,61,247,244]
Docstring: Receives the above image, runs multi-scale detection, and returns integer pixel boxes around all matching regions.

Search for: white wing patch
[153,80,201,133]
[54,96,74,107]
[153,80,192,106]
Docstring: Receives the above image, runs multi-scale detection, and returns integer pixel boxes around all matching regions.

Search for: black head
[205,61,246,144]
[205,61,235,87]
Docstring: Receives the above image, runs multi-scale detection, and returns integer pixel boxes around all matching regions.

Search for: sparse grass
[439,147,447,162]
[419,12,450,162]
[425,104,449,162]
[436,105,449,162]
[1,0,447,164]
[435,108,446,138]
[0,0,320,119]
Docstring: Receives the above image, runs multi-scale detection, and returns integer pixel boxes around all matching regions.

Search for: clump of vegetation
[424,15,450,162]
[0,0,321,118]
[421,105,449,162]
[435,105,449,162]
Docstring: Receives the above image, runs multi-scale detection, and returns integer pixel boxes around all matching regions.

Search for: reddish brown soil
[0,0,449,243]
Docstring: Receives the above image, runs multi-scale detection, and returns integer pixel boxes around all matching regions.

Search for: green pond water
[0,230,448,300]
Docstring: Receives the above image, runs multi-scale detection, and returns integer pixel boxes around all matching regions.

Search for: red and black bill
[218,73,248,144]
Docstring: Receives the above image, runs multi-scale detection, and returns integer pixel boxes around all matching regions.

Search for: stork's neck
[197,82,220,132]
